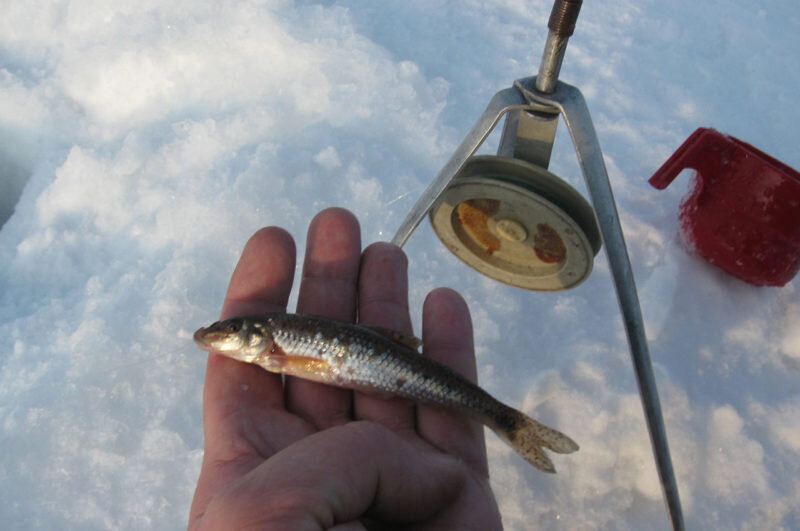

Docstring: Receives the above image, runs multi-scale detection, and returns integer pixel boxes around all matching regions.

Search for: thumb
[198,421,465,529]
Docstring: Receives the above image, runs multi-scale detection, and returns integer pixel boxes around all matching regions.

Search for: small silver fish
[194,313,578,473]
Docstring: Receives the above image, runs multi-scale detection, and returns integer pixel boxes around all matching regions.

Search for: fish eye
[226,321,242,333]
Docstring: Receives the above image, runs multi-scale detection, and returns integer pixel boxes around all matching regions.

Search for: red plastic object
[649,128,800,287]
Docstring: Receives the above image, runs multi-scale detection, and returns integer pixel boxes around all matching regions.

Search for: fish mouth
[194,326,240,353]
[193,327,212,349]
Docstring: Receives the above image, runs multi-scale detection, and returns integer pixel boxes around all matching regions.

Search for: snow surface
[1,0,799,529]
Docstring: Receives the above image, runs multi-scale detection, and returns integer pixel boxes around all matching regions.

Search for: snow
[1,0,799,529]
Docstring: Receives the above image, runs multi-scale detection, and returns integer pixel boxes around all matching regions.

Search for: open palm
[188,208,502,530]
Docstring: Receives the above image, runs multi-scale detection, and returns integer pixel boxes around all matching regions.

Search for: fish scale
[267,314,468,405]
[194,312,579,473]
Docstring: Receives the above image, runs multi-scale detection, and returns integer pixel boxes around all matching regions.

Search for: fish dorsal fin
[367,326,422,350]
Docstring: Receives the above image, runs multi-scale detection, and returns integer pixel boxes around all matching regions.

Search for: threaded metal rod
[536,0,582,93]
[548,0,582,36]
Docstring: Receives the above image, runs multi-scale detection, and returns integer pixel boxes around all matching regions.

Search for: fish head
[193,317,273,362]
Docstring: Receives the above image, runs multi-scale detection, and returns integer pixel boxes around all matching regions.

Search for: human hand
[188,208,502,530]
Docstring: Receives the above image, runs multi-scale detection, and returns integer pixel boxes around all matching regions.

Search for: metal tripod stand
[391,1,685,529]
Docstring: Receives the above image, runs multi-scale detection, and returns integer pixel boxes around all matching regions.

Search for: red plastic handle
[648,128,734,189]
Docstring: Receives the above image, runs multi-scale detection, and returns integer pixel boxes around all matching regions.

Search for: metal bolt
[548,0,582,37]
[536,0,583,93]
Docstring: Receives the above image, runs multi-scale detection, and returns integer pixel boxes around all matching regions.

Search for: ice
[780,303,800,360]
[704,405,768,503]
[314,146,342,169]
[1,0,799,529]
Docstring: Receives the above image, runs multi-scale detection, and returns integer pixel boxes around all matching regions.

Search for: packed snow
[1,1,798,529]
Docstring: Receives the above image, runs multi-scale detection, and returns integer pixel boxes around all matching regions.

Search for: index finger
[210,226,296,422]
[191,227,298,525]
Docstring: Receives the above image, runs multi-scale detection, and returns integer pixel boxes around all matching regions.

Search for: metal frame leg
[520,78,685,531]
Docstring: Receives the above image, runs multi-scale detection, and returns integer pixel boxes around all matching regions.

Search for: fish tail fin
[487,406,579,474]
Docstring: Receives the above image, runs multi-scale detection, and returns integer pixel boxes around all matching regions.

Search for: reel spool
[430,156,601,291]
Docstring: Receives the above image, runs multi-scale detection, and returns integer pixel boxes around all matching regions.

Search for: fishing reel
[393,2,606,292]
[429,154,601,291]
[426,24,603,291]
[391,0,685,529]
[429,121,602,291]
[395,74,607,292]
